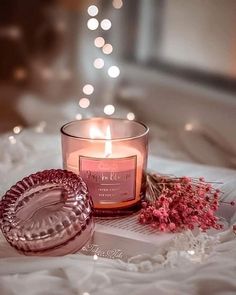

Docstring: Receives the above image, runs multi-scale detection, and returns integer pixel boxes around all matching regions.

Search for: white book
[80,214,174,261]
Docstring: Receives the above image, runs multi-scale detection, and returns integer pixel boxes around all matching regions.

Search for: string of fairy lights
[76,0,136,121]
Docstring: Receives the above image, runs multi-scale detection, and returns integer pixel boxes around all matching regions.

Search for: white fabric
[0,130,236,295]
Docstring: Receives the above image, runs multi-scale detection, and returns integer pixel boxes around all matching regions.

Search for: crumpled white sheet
[0,231,236,295]
[0,130,236,295]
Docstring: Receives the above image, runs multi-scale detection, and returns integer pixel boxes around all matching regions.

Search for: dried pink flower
[139,174,234,233]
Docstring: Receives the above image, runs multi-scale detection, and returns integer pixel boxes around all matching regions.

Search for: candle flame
[89,125,112,157]
[105,125,112,157]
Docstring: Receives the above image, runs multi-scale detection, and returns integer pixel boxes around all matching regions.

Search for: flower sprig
[139,173,235,233]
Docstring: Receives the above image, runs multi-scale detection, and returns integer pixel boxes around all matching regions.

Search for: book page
[95,214,173,244]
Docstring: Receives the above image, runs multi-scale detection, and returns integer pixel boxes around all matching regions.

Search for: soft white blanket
[0,131,236,295]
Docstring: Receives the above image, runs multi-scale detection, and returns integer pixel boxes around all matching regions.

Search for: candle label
[79,155,137,205]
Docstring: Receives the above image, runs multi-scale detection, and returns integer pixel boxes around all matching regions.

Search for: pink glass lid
[0,169,94,256]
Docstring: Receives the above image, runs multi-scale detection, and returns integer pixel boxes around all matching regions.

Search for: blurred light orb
[127,112,135,121]
[94,58,104,69]
[83,84,94,95]
[8,135,16,144]
[112,0,123,9]
[108,66,120,78]
[100,19,112,30]
[79,98,90,108]
[94,37,105,48]
[75,113,82,120]
[87,5,99,17]
[13,67,27,81]
[41,68,54,80]
[0,26,22,39]
[87,18,99,30]
[102,44,113,55]
[104,104,115,115]
[8,26,22,39]
[13,126,23,134]
[187,250,195,255]
[93,254,98,261]
[185,123,193,131]
[35,121,47,133]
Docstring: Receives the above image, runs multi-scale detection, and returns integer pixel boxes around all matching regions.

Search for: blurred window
[119,0,236,92]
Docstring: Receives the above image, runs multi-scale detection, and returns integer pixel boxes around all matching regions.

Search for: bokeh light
[83,84,94,95]
[127,112,135,120]
[94,58,104,69]
[79,98,90,108]
[7,26,22,39]
[187,250,195,255]
[0,26,22,39]
[104,104,115,115]
[100,19,112,30]
[93,254,98,261]
[102,44,113,55]
[75,113,82,120]
[112,0,123,9]
[41,68,54,80]
[13,67,27,81]
[8,135,16,144]
[94,37,105,48]
[13,126,23,134]
[87,18,99,30]
[87,5,99,17]
[108,66,120,78]
[35,121,47,133]
[185,123,193,131]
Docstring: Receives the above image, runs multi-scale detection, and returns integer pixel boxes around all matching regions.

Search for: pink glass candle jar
[61,118,149,217]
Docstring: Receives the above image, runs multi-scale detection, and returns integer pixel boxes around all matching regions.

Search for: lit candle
[61,118,149,217]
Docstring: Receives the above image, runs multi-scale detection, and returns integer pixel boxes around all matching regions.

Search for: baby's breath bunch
[139,173,235,232]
